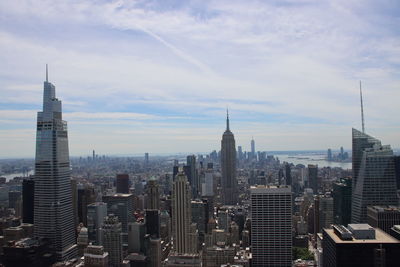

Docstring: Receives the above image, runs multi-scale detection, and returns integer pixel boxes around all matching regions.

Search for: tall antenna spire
[360,80,365,133]
[226,108,230,131]
[46,64,48,82]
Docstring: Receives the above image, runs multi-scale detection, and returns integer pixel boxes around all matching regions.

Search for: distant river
[0,170,34,182]
[276,154,352,170]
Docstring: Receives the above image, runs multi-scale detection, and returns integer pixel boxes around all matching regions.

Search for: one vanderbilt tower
[34,66,77,260]
[221,110,237,205]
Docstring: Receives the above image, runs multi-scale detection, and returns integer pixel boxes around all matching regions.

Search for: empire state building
[34,66,77,260]
[221,110,237,205]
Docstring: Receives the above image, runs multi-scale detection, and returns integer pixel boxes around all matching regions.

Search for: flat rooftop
[325,227,400,244]
[368,205,400,213]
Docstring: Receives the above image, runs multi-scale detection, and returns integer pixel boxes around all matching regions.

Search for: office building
[351,133,398,223]
[221,111,237,205]
[186,155,199,198]
[148,237,162,267]
[146,209,160,238]
[203,244,235,267]
[172,172,193,254]
[147,178,160,210]
[22,179,34,224]
[367,205,400,234]
[323,224,400,267]
[33,66,77,260]
[128,221,146,253]
[84,245,109,267]
[87,202,108,245]
[319,194,334,230]
[308,164,318,193]
[116,174,129,194]
[251,138,255,159]
[102,193,134,234]
[251,185,292,267]
[101,214,123,267]
[191,200,208,238]
[333,178,352,226]
[78,185,96,226]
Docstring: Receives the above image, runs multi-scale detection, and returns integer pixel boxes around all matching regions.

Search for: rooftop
[325,227,399,244]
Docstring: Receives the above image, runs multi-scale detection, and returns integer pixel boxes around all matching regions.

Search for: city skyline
[1,0,400,158]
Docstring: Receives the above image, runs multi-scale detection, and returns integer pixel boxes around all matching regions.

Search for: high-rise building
[319,194,334,230]
[327,148,332,161]
[146,209,160,238]
[238,146,243,161]
[251,138,255,159]
[191,200,208,239]
[221,111,237,205]
[101,214,123,267]
[322,224,400,267]
[116,174,129,194]
[147,178,160,210]
[87,202,108,245]
[351,128,380,194]
[33,66,77,260]
[251,185,292,267]
[186,155,199,198]
[333,178,352,226]
[285,163,292,187]
[102,193,134,234]
[367,206,400,234]
[22,179,34,224]
[128,221,146,253]
[351,132,398,223]
[171,172,192,254]
[307,164,318,194]
[78,185,96,226]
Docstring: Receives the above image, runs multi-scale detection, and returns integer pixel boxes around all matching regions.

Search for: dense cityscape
[1,1,400,267]
[0,70,399,267]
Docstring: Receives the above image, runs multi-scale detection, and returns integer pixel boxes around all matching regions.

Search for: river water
[276,154,352,170]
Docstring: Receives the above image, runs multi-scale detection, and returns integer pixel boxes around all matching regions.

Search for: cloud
[0,0,399,156]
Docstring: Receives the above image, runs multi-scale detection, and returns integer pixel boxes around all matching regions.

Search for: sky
[0,0,399,158]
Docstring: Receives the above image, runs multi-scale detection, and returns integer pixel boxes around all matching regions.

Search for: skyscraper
[22,178,34,224]
[33,66,77,260]
[87,202,108,245]
[171,172,192,254]
[351,128,380,193]
[251,137,255,159]
[333,178,352,226]
[185,155,199,198]
[351,131,398,223]
[147,178,160,210]
[116,174,129,194]
[101,214,123,267]
[308,164,318,194]
[221,110,237,205]
[251,185,292,267]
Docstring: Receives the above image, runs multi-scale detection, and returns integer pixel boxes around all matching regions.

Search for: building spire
[360,81,365,133]
[46,64,48,82]
[226,108,230,131]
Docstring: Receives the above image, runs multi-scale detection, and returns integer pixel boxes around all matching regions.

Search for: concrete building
[251,185,292,267]
[172,172,193,254]
[147,178,160,210]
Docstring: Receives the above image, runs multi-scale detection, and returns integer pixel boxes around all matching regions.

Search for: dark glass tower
[221,110,237,205]
[33,66,77,260]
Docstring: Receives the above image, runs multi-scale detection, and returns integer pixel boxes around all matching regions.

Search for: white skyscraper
[33,66,77,260]
[251,185,292,267]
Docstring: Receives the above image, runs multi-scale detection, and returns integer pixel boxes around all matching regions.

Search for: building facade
[221,111,237,205]
[33,67,77,260]
[251,185,292,267]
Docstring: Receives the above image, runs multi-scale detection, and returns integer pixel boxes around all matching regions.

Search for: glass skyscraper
[351,129,398,223]
[34,67,77,260]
